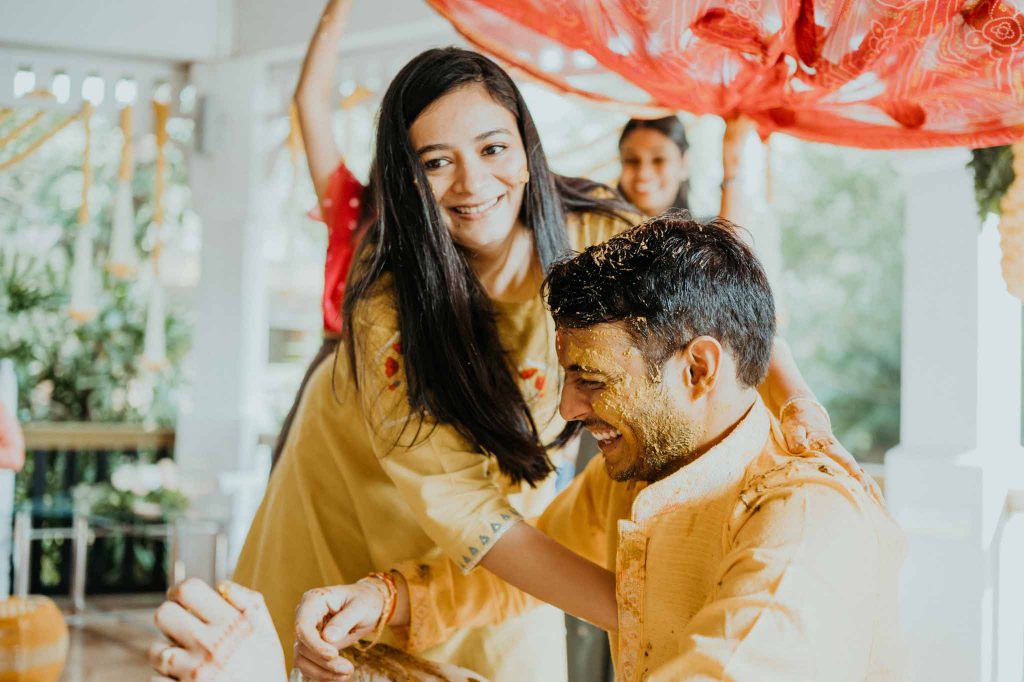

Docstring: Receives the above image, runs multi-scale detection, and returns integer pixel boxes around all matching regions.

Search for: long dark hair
[343,47,631,486]
[618,116,690,211]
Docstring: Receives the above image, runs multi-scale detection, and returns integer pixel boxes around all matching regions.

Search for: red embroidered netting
[427,0,1024,149]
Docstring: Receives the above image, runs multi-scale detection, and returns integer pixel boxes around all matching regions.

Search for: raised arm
[294,0,350,203]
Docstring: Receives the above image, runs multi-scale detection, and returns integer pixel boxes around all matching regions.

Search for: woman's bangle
[370,571,399,626]
[778,395,831,430]
[353,571,398,651]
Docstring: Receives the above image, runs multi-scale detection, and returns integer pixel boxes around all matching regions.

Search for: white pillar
[885,148,1024,682]
[175,56,272,578]
[0,359,17,598]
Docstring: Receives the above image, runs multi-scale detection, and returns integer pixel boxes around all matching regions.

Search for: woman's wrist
[352,571,398,651]
[778,395,831,429]
[360,572,398,626]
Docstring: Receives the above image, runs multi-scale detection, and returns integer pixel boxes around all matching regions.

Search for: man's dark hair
[544,213,776,387]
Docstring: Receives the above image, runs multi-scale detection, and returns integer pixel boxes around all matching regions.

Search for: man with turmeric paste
[149,214,904,681]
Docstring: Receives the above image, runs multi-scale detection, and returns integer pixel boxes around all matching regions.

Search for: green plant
[0,109,193,427]
[968,145,1014,219]
[2,108,196,591]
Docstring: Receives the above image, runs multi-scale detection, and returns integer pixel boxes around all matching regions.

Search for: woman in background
[616,115,690,217]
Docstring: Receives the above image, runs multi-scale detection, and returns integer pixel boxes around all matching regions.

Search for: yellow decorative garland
[151,101,169,268]
[68,101,97,323]
[0,112,44,149]
[118,105,134,182]
[142,99,171,370]
[107,104,139,279]
[0,106,84,174]
[78,102,93,226]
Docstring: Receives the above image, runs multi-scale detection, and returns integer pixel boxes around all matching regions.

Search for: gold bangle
[353,572,397,651]
[778,395,831,430]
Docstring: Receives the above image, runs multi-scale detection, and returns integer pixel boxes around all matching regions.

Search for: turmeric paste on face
[559,325,703,482]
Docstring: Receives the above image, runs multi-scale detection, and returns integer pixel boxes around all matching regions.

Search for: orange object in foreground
[0,596,69,682]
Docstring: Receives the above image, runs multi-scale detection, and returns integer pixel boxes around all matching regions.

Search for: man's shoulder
[741,419,879,509]
[729,450,894,543]
[739,451,864,506]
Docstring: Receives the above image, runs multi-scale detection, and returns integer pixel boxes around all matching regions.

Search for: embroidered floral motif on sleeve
[381,338,403,391]
[517,360,548,401]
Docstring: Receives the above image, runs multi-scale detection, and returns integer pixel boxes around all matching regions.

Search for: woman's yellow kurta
[233,208,632,681]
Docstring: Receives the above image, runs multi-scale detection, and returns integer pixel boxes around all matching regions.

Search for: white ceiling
[0,0,451,63]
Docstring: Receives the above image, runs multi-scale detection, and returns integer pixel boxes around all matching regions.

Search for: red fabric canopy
[427,0,1024,149]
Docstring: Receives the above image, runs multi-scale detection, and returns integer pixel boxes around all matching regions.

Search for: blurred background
[0,1,1022,681]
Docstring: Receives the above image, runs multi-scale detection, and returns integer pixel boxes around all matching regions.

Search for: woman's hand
[149,579,287,682]
[779,398,884,504]
[292,581,385,680]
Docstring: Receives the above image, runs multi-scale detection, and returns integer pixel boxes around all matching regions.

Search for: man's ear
[681,336,722,397]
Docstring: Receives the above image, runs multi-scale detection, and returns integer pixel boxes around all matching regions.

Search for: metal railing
[13,422,177,597]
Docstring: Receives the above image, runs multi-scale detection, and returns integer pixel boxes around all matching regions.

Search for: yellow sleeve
[352,297,522,575]
[388,456,612,652]
[649,463,883,681]
[390,554,540,653]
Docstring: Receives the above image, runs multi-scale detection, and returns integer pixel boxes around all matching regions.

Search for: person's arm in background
[0,403,25,472]
[758,337,814,418]
[294,0,350,204]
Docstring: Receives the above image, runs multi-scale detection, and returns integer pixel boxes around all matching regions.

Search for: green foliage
[0,252,64,314]
[773,139,904,462]
[968,146,1015,220]
[0,109,193,426]
[72,484,188,523]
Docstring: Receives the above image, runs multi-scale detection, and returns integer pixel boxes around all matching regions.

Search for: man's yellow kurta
[397,401,907,680]
[232,207,631,681]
